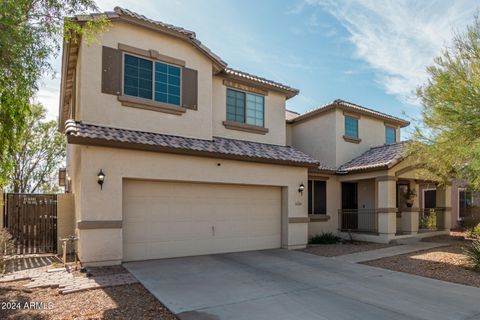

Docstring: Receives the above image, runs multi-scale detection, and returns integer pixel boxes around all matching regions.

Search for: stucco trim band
[288,217,310,223]
[222,121,269,135]
[118,95,187,115]
[343,135,362,144]
[377,208,398,213]
[77,220,123,229]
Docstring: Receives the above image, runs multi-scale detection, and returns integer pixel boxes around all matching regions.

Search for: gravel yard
[363,235,480,288]
[302,241,396,257]
[0,265,178,320]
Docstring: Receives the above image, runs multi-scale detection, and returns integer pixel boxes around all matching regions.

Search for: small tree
[409,16,480,188]
[7,104,66,193]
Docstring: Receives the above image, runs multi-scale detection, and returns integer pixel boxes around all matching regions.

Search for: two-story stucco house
[60,8,453,266]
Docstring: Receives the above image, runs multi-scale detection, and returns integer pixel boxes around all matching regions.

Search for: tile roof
[337,141,407,173]
[285,109,300,121]
[224,68,299,97]
[65,120,319,167]
[288,99,410,127]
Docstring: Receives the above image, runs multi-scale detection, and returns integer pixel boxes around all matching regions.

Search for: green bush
[466,223,480,239]
[464,240,480,270]
[419,210,437,229]
[309,232,340,244]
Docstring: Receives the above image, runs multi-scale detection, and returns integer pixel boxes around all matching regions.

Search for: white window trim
[422,188,436,210]
[122,52,183,107]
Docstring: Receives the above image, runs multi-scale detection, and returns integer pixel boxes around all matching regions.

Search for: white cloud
[301,0,477,105]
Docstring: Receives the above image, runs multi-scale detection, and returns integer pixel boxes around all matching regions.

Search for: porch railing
[419,208,445,231]
[338,209,378,234]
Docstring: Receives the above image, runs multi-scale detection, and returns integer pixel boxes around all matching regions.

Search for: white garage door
[123,180,282,261]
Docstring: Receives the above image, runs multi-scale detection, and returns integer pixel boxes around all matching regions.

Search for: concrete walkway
[335,242,448,263]
[125,249,480,320]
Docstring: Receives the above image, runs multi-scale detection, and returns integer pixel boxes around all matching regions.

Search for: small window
[344,116,358,138]
[226,88,264,127]
[123,53,181,106]
[308,180,327,215]
[459,189,473,219]
[386,127,396,144]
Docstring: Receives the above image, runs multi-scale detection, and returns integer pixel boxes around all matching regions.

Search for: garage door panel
[123,180,281,261]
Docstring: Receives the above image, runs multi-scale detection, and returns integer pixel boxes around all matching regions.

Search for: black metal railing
[338,209,379,234]
[419,208,445,231]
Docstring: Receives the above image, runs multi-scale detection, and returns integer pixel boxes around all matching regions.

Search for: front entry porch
[337,176,452,244]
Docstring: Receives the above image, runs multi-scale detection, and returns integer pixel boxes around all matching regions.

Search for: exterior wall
[290,111,337,168]
[57,193,75,254]
[212,77,286,145]
[286,123,293,146]
[72,145,308,265]
[451,179,480,229]
[335,110,399,167]
[76,21,214,140]
[308,176,341,237]
[357,179,375,210]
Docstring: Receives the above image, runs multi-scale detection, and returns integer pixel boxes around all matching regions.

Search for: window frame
[226,88,265,128]
[122,52,183,107]
[344,115,359,139]
[385,126,396,144]
[458,188,474,220]
[308,179,327,215]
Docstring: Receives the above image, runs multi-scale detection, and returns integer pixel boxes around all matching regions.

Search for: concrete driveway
[124,249,480,320]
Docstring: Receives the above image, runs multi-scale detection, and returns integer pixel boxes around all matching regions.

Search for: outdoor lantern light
[97,169,105,189]
[298,183,305,195]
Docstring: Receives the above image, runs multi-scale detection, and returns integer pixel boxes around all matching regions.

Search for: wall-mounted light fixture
[298,183,305,195]
[97,169,106,190]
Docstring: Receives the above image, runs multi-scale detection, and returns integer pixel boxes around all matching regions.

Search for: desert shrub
[0,229,14,273]
[464,239,480,270]
[419,210,436,229]
[309,232,340,244]
[466,223,480,239]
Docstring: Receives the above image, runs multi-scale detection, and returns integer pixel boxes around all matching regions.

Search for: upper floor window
[123,54,181,106]
[226,88,264,127]
[385,127,396,144]
[308,180,327,215]
[344,116,358,138]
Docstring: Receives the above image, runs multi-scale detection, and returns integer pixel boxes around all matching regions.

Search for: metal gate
[3,193,57,254]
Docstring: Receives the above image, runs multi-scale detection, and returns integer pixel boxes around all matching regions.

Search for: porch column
[436,185,452,230]
[376,176,397,242]
[401,181,419,235]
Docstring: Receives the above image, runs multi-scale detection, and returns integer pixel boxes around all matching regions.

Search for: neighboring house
[451,180,480,229]
[59,7,454,266]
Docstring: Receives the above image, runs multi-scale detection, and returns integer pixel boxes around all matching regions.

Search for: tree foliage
[409,16,480,189]
[0,0,107,189]
[7,104,66,193]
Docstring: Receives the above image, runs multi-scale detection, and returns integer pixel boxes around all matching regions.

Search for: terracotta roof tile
[224,68,299,96]
[65,120,319,167]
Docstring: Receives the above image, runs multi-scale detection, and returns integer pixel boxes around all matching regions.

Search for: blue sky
[38,0,477,136]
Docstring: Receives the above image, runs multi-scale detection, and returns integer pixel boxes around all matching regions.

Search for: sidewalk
[334,242,448,263]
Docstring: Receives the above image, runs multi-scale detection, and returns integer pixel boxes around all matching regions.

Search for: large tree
[7,104,66,193]
[0,0,106,189]
[409,16,480,188]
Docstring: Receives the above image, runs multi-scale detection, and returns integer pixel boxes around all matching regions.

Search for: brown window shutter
[101,46,122,95]
[181,67,198,110]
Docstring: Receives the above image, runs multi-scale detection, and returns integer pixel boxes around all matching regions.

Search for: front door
[341,183,358,229]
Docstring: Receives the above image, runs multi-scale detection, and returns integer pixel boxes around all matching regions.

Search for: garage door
[123,180,282,261]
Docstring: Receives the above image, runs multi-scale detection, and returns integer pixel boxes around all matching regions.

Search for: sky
[37,0,478,136]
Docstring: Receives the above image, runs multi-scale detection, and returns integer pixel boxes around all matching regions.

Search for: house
[59,7,453,266]
[60,7,320,265]
[286,99,452,243]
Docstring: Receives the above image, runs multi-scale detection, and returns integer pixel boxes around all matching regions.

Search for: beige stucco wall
[290,111,337,168]
[335,110,400,167]
[77,21,214,140]
[212,77,286,145]
[307,176,341,237]
[57,193,75,254]
[72,145,309,265]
